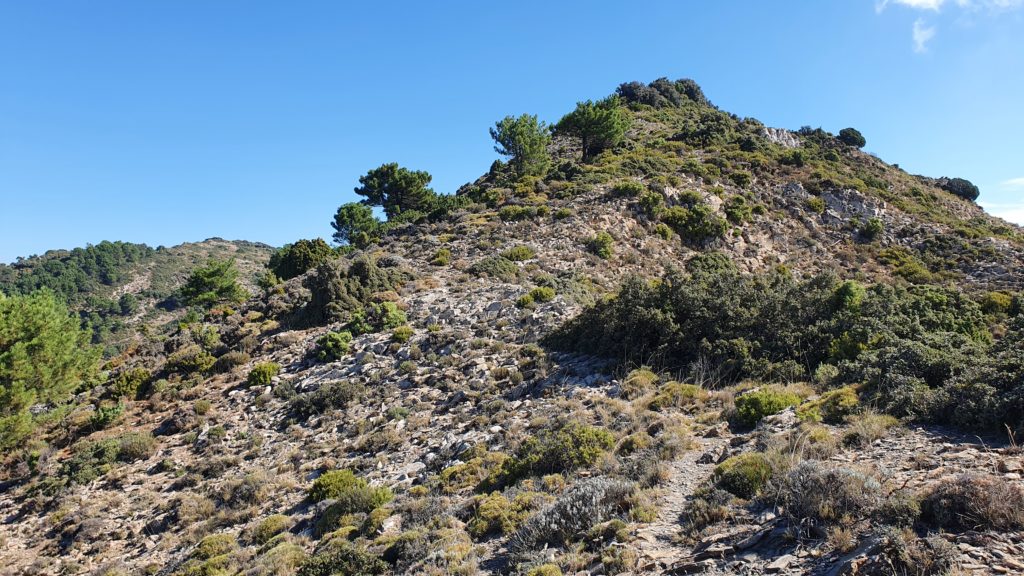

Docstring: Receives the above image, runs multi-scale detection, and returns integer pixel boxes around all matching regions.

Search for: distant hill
[0,238,272,352]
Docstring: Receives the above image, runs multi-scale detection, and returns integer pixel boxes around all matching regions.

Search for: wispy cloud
[981,202,1024,225]
[876,0,1022,51]
[912,18,937,51]
[999,177,1024,189]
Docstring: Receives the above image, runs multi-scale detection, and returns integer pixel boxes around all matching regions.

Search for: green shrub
[89,402,124,430]
[529,286,556,303]
[317,331,353,361]
[838,127,866,148]
[247,362,281,387]
[661,205,727,244]
[798,386,860,424]
[526,565,563,576]
[729,171,752,188]
[554,208,572,220]
[501,422,615,483]
[297,540,387,576]
[806,197,826,214]
[197,533,237,559]
[723,195,753,224]
[430,248,451,266]
[733,387,802,427]
[501,245,536,262]
[165,344,216,375]
[638,191,664,217]
[714,453,771,498]
[269,238,335,280]
[860,217,884,241]
[110,367,150,399]
[653,223,672,239]
[467,492,528,538]
[469,256,519,282]
[309,469,393,509]
[179,258,249,307]
[499,205,536,222]
[516,294,535,308]
[391,325,414,343]
[288,380,363,419]
[588,232,614,259]
[610,180,646,197]
[116,432,156,461]
[939,177,980,202]
[252,515,291,545]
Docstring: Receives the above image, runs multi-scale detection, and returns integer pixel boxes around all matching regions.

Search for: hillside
[1,78,1023,576]
[0,239,273,353]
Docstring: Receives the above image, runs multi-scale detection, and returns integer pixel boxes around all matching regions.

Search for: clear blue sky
[2,1,1022,262]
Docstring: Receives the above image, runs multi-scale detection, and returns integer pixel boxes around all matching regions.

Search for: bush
[179,259,249,307]
[621,368,659,400]
[116,432,156,462]
[526,565,563,576]
[588,232,614,259]
[860,217,884,241]
[775,461,881,528]
[920,474,1024,531]
[842,412,899,447]
[529,286,556,303]
[309,469,392,509]
[938,177,980,202]
[733,387,802,427]
[165,344,216,375]
[714,453,771,498]
[723,195,753,224]
[502,422,615,483]
[469,256,519,282]
[807,197,826,214]
[648,382,705,411]
[499,205,535,222]
[661,205,727,244]
[729,171,752,188]
[247,362,281,387]
[110,367,150,399]
[298,540,387,576]
[508,477,634,554]
[798,386,859,424]
[467,492,525,538]
[610,180,646,197]
[288,380,363,419]
[269,239,335,280]
[391,325,413,343]
[838,127,866,148]
[213,350,250,373]
[500,245,536,262]
[430,248,451,266]
[316,331,353,362]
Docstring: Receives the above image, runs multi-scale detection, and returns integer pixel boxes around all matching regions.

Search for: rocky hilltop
[1,78,1023,576]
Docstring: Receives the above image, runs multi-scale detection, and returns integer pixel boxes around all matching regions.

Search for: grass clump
[430,248,451,266]
[733,386,802,427]
[648,382,705,411]
[798,386,860,424]
[713,453,771,499]
[621,367,659,400]
[469,255,519,282]
[309,469,393,510]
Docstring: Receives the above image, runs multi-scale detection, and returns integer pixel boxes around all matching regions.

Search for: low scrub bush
[733,387,802,427]
[501,245,536,262]
[110,367,150,399]
[247,362,281,387]
[469,256,519,282]
[309,469,392,509]
[660,204,727,244]
[609,180,646,197]
[798,386,859,424]
[501,422,615,484]
[213,351,250,373]
[316,331,353,361]
[508,477,634,554]
[714,453,771,499]
[587,232,614,259]
[288,380,363,419]
[774,461,881,530]
[920,474,1024,531]
[648,382,705,411]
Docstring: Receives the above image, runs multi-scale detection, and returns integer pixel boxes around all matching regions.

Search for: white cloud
[981,202,1024,224]
[1000,177,1024,189]
[913,18,938,51]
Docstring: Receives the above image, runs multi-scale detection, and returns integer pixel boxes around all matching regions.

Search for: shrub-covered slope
[2,78,1023,576]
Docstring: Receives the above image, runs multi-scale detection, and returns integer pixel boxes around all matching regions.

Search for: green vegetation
[331,202,381,248]
[939,177,980,202]
[554,96,630,161]
[490,114,551,177]
[316,331,353,361]
[0,290,99,450]
[588,231,614,259]
[269,238,335,280]
[733,387,802,427]
[714,453,772,498]
[499,422,615,484]
[838,127,866,148]
[247,362,280,387]
[548,254,1020,432]
[179,258,249,307]
[500,245,536,262]
[354,162,436,220]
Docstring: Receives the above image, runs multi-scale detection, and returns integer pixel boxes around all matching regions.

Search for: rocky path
[635,435,730,572]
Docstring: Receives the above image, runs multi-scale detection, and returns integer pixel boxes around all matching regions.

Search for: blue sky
[1,1,1022,262]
